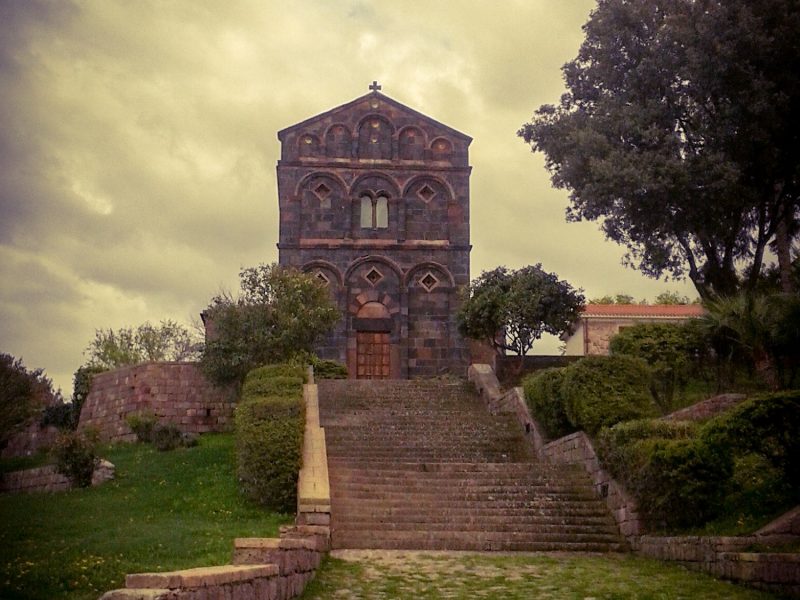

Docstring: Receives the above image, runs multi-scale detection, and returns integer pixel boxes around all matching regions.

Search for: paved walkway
[301,550,775,599]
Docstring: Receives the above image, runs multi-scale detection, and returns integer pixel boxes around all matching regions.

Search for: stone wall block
[79,362,235,442]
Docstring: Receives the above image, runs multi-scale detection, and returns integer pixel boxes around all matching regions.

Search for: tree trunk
[776,212,794,293]
[754,348,781,391]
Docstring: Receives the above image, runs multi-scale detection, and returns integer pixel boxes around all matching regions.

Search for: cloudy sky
[1,0,696,394]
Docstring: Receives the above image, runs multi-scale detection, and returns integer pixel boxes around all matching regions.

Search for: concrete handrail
[296,383,331,525]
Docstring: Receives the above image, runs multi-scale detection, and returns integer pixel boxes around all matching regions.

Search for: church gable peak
[277,85,471,164]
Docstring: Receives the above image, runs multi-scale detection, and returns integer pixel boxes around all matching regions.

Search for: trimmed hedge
[597,392,800,529]
[597,419,731,527]
[701,391,800,487]
[522,368,575,439]
[312,359,348,379]
[235,364,307,513]
[561,355,657,434]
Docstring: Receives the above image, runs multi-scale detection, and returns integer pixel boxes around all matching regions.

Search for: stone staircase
[318,379,626,552]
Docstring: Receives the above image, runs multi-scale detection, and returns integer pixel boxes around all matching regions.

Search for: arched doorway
[354,302,392,379]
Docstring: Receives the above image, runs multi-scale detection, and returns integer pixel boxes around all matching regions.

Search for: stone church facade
[277,84,472,378]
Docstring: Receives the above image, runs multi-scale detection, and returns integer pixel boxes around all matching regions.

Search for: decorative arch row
[296,171,456,202]
[301,257,456,295]
[296,171,456,240]
[297,115,454,162]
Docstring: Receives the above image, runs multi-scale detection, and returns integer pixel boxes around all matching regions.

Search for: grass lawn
[0,433,291,600]
[300,551,777,599]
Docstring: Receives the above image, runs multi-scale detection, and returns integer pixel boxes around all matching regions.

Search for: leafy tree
[457,264,584,357]
[589,293,638,304]
[0,354,61,449]
[609,322,706,412]
[519,0,800,300]
[200,263,339,386]
[654,291,692,305]
[86,320,198,369]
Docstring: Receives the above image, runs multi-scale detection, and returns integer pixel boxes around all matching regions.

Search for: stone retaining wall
[662,393,747,422]
[1,460,115,494]
[542,431,644,537]
[101,523,329,600]
[1,422,60,459]
[635,536,800,598]
[79,362,236,442]
[99,381,332,600]
[0,465,70,493]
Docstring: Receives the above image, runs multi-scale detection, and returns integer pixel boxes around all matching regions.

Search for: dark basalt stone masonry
[277,83,472,379]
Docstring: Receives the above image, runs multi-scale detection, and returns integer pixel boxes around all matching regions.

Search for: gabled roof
[580,304,706,318]
[277,90,472,143]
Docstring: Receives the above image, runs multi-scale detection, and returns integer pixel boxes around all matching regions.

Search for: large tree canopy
[200,263,339,386]
[520,0,800,300]
[85,320,198,370]
[457,264,584,356]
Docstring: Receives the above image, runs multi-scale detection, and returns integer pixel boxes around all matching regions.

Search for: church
[276,83,472,379]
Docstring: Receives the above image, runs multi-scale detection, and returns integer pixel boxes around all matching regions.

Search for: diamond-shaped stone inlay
[315,271,330,287]
[313,183,331,201]
[420,272,439,292]
[365,267,383,287]
[417,184,437,203]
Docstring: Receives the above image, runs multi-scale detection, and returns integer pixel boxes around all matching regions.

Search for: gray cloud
[0,0,696,391]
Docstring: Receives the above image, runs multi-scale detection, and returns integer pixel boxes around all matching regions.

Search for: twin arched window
[360,194,388,229]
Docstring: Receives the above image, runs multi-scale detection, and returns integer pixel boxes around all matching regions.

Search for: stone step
[327,472,589,485]
[330,501,612,517]
[331,531,626,552]
[319,379,622,553]
[331,523,620,537]
[333,514,617,527]
[330,486,598,499]
[327,461,561,473]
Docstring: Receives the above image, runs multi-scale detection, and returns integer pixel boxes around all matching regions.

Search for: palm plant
[703,293,800,390]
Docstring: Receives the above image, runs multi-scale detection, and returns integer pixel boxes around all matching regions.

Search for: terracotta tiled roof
[580,304,706,318]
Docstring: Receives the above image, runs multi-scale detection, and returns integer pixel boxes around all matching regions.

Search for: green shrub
[560,355,657,434]
[641,437,733,526]
[52,429,99,487]
[597,418,696,480]
[724,453,791,520]
[312,359,348,379]
[522,368,575,439]
[241,375,305,399]
[609,322,707,413]
[245,363,307,383]
[597,419,731,527]
[40,402,77,430]
[151,422,184,451]
[701,391,800,487]
[235,364,305,512]
[126,411,158,443]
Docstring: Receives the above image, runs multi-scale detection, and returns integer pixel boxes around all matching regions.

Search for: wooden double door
[356,331,390,379]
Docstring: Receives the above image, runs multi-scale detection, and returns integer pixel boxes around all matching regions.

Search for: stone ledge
[126,564,277,589]
[100,589,176,600]
[234,537,281,550]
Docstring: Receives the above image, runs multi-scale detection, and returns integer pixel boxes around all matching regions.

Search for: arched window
[375,195,388,228]
[360,195,372,228]
[360,194,389,229]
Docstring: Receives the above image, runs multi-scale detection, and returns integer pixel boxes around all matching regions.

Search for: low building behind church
[562,303,706,356]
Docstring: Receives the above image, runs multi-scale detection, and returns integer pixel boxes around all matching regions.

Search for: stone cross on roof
[369,80,382,92]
